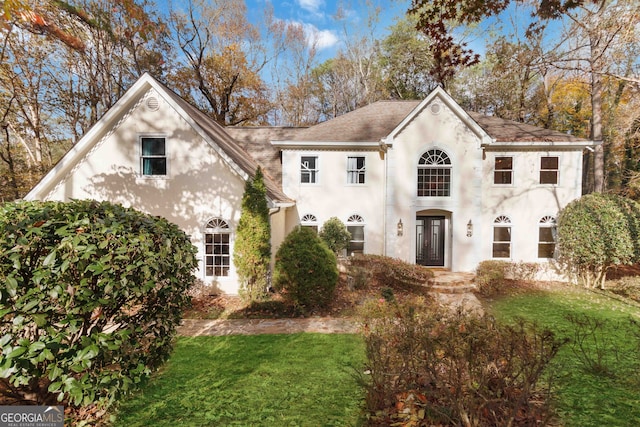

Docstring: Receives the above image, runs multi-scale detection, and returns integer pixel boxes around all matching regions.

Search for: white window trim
[492,215,512,259]
[417,148,452,198]
[139,134,169,179]
[300,154,320,185]
[537,215,557,259]
[203,218,233,278]
[346,214,365,256]
[538,154,560,186]
[493,155,514,187]
[346,155,366,185]
[300,213,319,232]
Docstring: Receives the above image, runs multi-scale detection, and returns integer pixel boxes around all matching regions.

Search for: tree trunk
[591,68,604,192]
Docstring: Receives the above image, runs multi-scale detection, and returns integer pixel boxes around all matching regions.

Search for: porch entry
[416,216,445,266]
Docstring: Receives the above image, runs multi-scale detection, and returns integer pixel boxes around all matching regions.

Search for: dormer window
[141,137,167,176]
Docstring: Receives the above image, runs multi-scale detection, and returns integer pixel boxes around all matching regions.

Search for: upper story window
[538,215,557,258]
[301,213,318,233]
[347,156,366,184]
[492,215,512,259]
[204,218,231,277]
[494,156,513,185]
[418,149,451,197]
[346,214,365,256]
[141,137,167,176]
[301,156,318,184]
[540,156,559,185]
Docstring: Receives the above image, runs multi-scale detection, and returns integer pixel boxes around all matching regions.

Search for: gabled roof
[271,86,593,149]
[26,73,292,205]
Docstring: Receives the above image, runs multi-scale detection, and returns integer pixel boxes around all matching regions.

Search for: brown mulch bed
[184,273,434,320]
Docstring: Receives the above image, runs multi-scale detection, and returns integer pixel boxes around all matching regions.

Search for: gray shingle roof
[226,127,305,186]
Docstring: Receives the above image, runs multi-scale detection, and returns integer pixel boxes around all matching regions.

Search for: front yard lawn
[111,333,366,427]
[488,284,640,426]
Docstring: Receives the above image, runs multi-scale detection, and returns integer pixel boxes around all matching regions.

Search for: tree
[168,0,272,125]
[233,167,271,303]
[410,0,640,192]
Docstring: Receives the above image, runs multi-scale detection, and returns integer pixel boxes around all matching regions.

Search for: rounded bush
[273,227,338,310]
[558,193,638,288]
[0,200,197,417]
[318,217,351,255]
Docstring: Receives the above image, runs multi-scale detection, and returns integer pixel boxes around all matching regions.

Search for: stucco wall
[39,89,247,294]
[281,149,386,254]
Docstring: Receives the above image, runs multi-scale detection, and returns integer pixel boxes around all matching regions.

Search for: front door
[416,216,445,266]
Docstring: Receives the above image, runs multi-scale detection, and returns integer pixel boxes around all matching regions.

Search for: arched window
[538,216,557,258]
[347,214,365,255]
[204,218,231,277]
[417,149,451,197]
[493,215,511,258]
[301,214,318,233]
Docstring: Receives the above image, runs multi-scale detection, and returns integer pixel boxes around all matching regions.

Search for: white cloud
[296,0,324,14]
[282,19,339,50]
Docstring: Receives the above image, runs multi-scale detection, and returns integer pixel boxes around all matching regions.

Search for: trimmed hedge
[0,200,197,421]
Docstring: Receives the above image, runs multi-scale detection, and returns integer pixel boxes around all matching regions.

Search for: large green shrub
[233,167,271,302]
[0,200,197,421]
[273,227,338,310]
[318,217,351,255]
[558,193,638,288]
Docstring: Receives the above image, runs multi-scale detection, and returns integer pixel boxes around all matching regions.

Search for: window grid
[540,156,559,184]
[301,214,318,233]
[492,215,511,259]
[347,214,365,255]
[204,219,230,277]
[347,156,366,184]
[141,137,167,176]
[494,156,513,185]
[538,215,557,258]
[418,149,451,197]
[301,156,318,183]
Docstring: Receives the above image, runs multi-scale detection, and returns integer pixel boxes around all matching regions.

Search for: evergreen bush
[0,200,197,422]
[318,217,351,255]
[234,167,271,302]
[273,227,338,310]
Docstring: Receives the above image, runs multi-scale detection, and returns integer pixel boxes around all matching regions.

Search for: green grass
[488,287,640,427]
[111,334,366,427]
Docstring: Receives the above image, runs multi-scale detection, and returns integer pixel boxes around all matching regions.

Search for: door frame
[415,211,450,268]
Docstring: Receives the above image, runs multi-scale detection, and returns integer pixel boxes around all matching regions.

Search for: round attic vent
[146,96,159,111]
[429,102,441,115]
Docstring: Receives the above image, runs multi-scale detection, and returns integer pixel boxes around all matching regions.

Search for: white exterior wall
[480,149,584,266]
[281,149,386,254]
[33,90,247,294]
[385,99,483,272]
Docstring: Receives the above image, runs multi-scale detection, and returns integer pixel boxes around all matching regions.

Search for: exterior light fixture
[397,219,403,236]
[467,220,473,237]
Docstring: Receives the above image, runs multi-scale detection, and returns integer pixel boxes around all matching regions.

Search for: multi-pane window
[301,213,318,233]
[492,215,512,258]
[204,218,230,277]
[347,156,366,184]
[538,215,556,258]
[301,156,318,183]
[141,137,167,176]
[540,156,559,184]
[347,214,365,255]
[417,149,451,197]
[494,156,513,184]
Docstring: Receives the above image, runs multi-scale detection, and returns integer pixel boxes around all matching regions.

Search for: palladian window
[204,218,231,277]
[492,215,512,258]
[418,149,451,197]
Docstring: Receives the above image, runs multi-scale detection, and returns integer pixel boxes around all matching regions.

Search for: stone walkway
[178,271,483,337]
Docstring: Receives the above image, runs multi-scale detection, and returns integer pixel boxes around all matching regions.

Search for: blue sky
[246,0,412,56]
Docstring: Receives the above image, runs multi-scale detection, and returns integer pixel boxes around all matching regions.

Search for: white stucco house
[25,73,596,294]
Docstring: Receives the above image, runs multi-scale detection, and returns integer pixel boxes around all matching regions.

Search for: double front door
[416,216,445,266]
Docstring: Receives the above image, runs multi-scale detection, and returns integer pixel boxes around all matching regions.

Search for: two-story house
[26,73,595,294]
